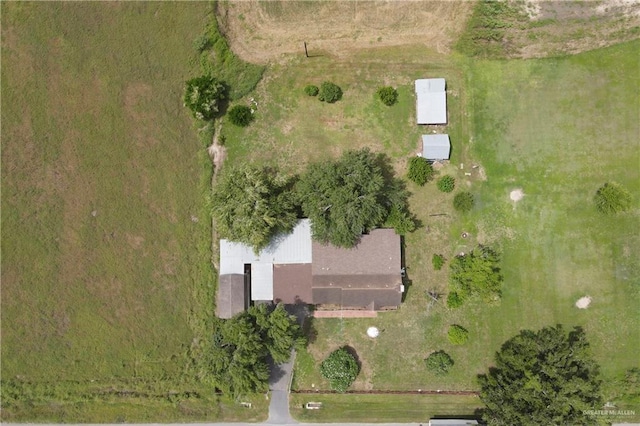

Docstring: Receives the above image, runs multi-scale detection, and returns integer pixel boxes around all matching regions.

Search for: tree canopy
[320,347,359,392]
[478,325,603,426]
[228,105,253,127]
[297,148,411,247]
[183,75,226,120]
[449,245,502,304]
[318,81,343,103]
[211,165,299,252]
[208,304,302,397]
[407,156,435,186]
[377,86,398,106]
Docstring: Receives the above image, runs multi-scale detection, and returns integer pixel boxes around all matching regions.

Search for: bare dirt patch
[510,188,524,202]
[575,296,592,309]
[217,1,474,63]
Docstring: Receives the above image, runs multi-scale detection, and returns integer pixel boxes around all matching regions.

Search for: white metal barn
[415,78,447,125]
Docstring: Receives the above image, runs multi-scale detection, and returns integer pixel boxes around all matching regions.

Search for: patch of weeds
[198,12,264,100]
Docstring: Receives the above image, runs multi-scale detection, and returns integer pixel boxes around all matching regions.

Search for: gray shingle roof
[216,274,246,319]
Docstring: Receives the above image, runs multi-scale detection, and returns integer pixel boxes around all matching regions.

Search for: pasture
[1,2,265,422]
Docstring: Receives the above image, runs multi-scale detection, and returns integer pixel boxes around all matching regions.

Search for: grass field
[290,393,482,423]
[1,3,265,421]
[219,35,639,419]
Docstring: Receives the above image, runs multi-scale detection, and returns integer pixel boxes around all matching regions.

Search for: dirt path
[207,121,227,181]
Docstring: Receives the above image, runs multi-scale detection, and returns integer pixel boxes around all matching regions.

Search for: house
[216,219,403,318]
[422,134,451,160]
[415,78,447,125]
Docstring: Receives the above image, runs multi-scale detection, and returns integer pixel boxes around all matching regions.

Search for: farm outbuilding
[415,78,447,125]
[422,134,451,160]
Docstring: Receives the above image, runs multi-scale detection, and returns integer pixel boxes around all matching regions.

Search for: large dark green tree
[208,304,301,397]
[183,75,226,120]
[211,165,299,252]
[449,245,502,304]
[478,325,603,426]
[297,148,411,247]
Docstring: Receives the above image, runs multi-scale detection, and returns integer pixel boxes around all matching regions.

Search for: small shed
[415,78,447,125]
[422,134,451,160]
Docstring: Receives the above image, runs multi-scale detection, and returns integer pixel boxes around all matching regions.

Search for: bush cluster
[318,81,343,103]
[437,175,455,193]
[377,86,398,106]
[228,105,253,127]
[453,191,474,212]
[447,324,469,345]
[447,291,464,309]
[320,347,359,392]
[407,157,435,186]
[425,350,454,375]
[304,85,319,96]
[594,182,632,214]
[432,254,445,271]
[183,75,227,121]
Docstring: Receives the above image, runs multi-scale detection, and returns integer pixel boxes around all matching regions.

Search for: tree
[183,75,226,120]
[320,347,359,392]
[447,324,469,345]
[453,191,474,212]
[407,157,434,186]
[437,175,456,192]
[254,303,304,364]
[318,81,343,103]
[304,84,319,96]
[449,245,502,304]
[384,204,416,235]
[478,325,603,425]
[377,86,398,106]
[297,148,410,247]
[209,304,301,397]
[228,105,253,127]
[211,165,299,252]
[425,350,454,375]
[594,182,632,214]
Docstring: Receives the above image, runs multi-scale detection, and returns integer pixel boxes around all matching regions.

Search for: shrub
[304,85,319,96]
[453,191,474,212]
[407,157,435,186]
[447,291,464,309]
[425,350,454,375]
[437,175,455,193]
[194,34,212,53]
[318,81,343,103]
[228,105,253,127]
[377,86,398,106]
[432,254,445,271]
[448,325,469,345]
[594,182,632,214]
[320,347,359,392]
[450,246,502,302]
[183,75,227,120]
[385,205,416,235]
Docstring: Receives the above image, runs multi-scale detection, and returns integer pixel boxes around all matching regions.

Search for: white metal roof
[219,219,313,300]
[422,134,451,160]
[415,78,447,125]
[251,263,273,300]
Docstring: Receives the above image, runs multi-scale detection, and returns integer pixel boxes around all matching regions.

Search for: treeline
[211,147,416,252]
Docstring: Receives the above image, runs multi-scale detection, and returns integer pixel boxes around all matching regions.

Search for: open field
[220,30,640,419]
[290,393,482,423]
[219,0,640,63]
[217,1,474,63]
[1,3,265,421]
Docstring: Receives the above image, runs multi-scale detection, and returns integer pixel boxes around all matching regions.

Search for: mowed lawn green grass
[1,3,266,422]
[290,393,482,423]
[220,39,639,420]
